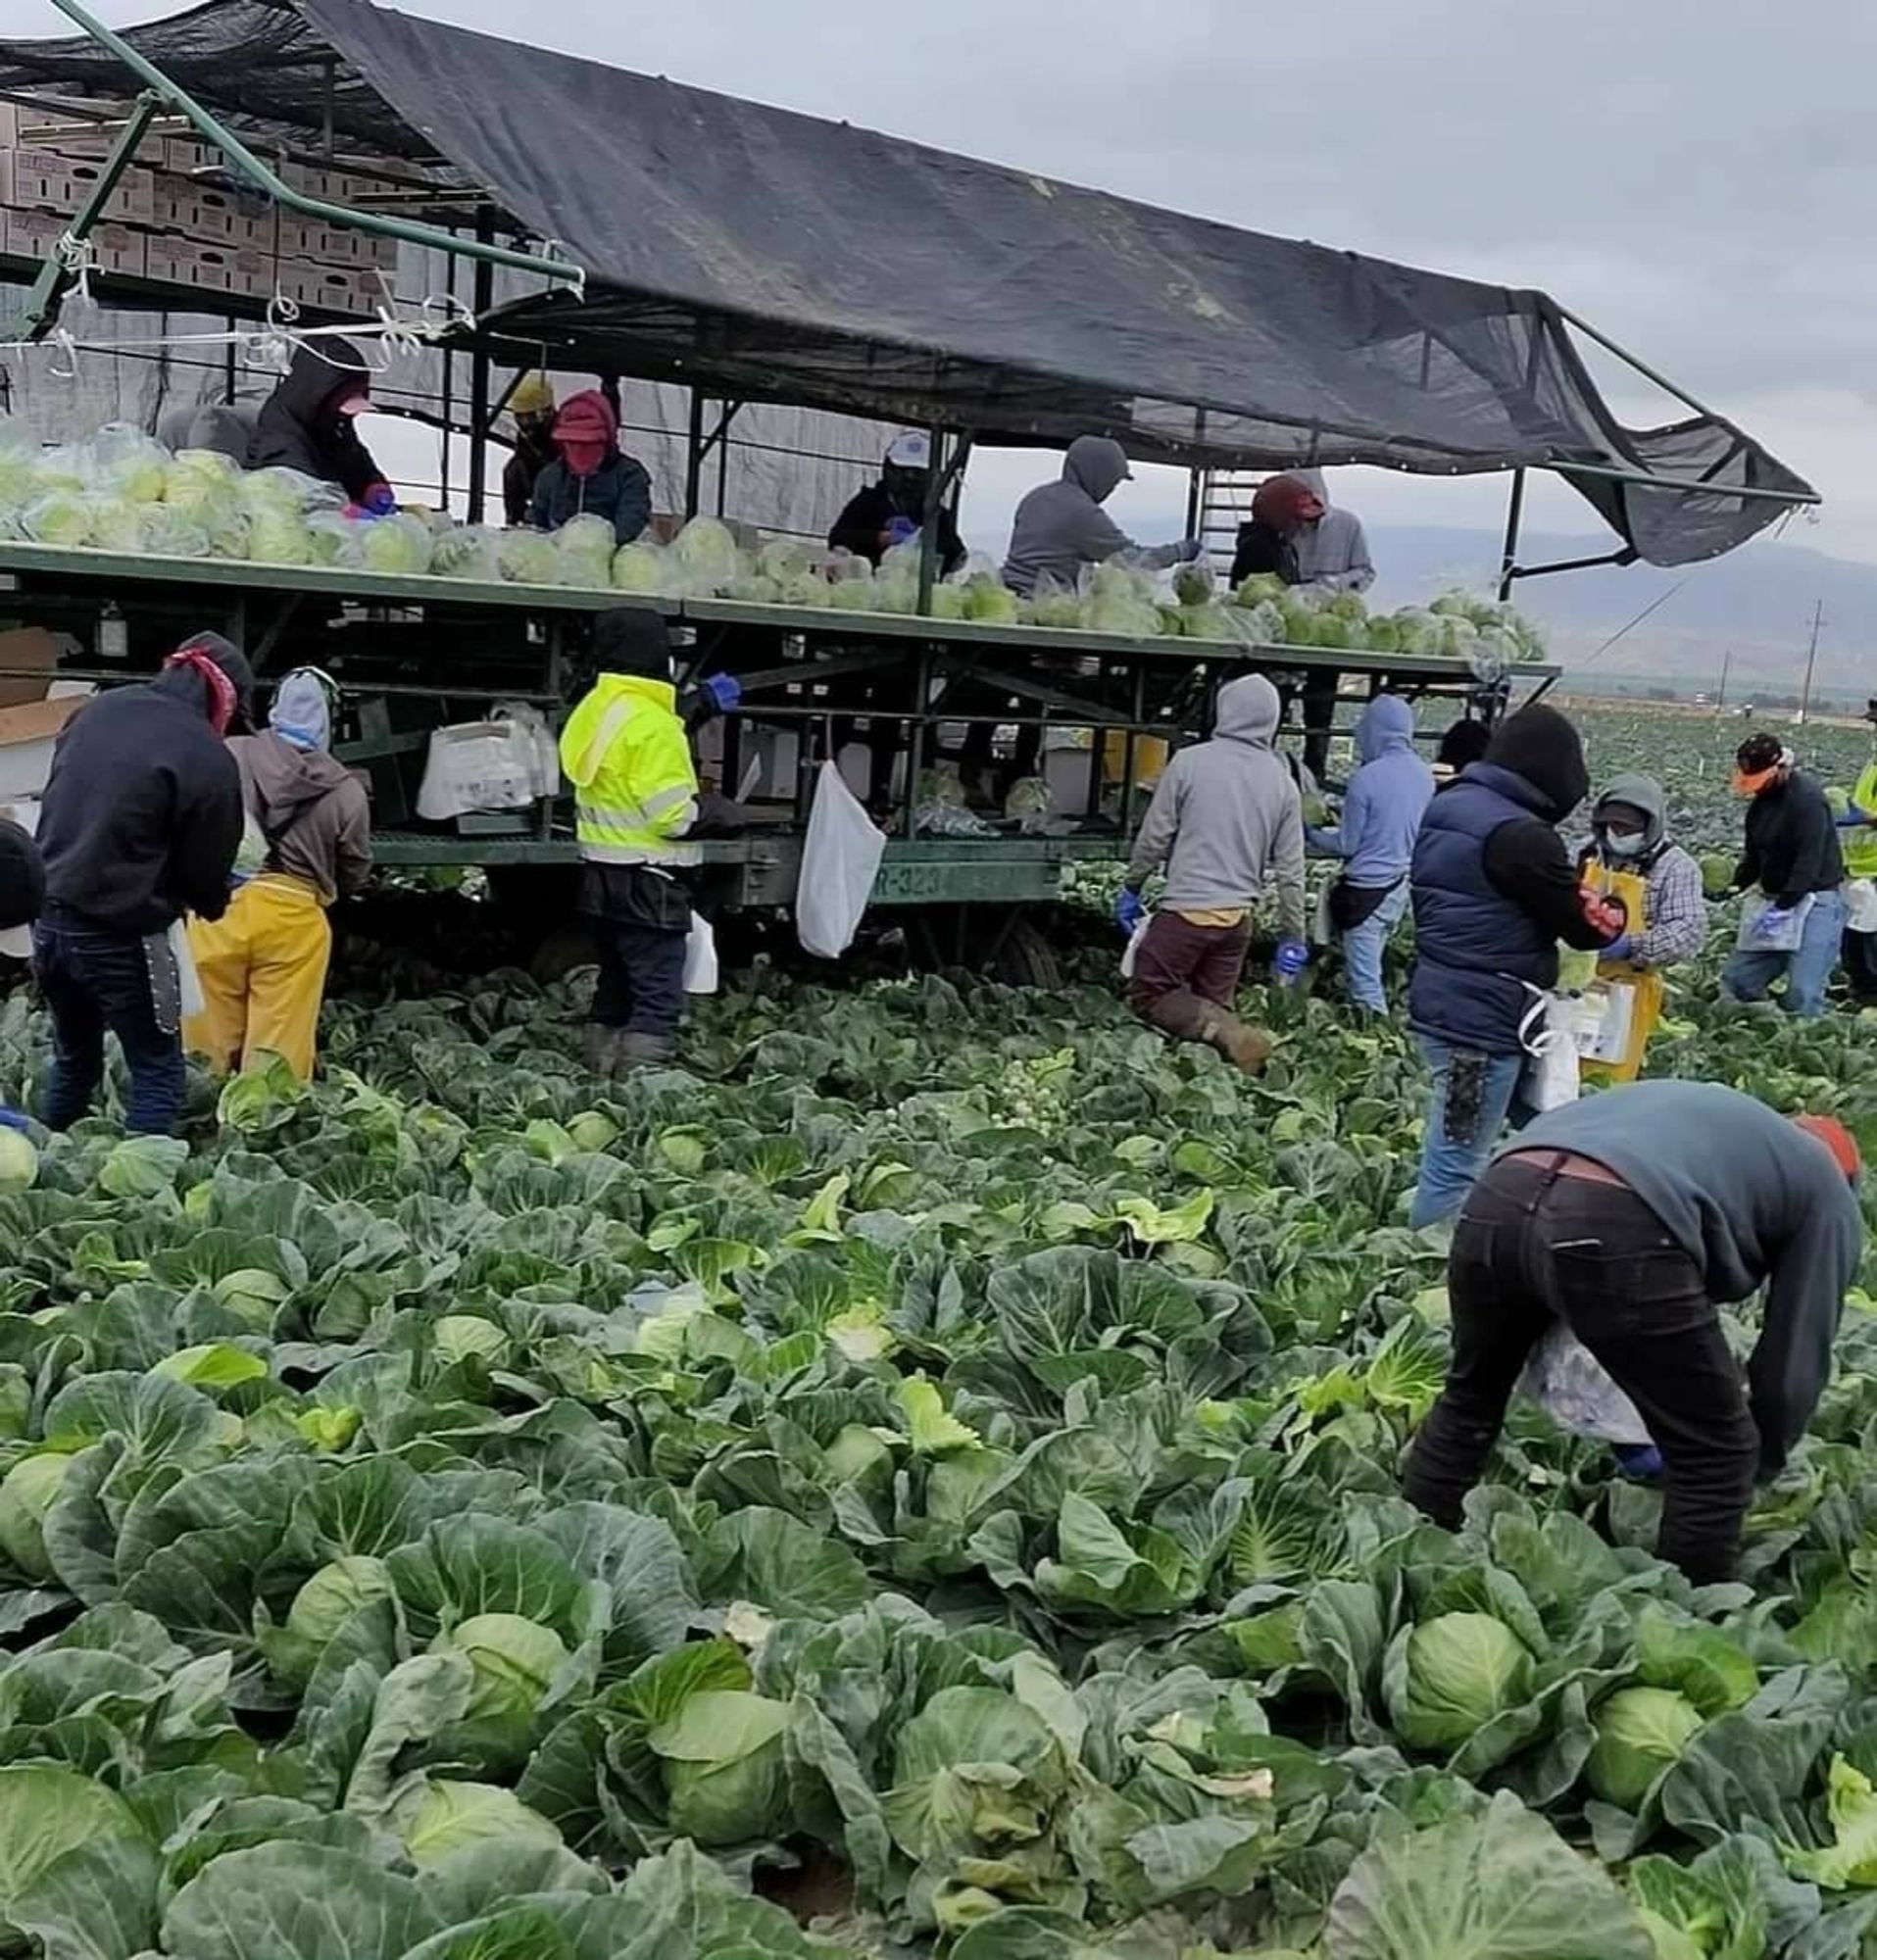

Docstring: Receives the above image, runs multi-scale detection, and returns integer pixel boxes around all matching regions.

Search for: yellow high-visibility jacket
[1844,763,1877,881]
[559,673,699,867]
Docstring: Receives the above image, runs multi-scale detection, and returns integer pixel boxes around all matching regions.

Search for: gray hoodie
[1002,436,1191,596]
[1125,673,1307,934]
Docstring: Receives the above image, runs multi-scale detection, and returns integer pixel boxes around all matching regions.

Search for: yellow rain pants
[184,874,332,1081]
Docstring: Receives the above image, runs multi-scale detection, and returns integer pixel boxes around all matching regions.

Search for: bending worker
[1404,1081,1863,1586]
[1116,673,1306,1074]
[561,611,738,1073]
[184,668,371,1081]
[1573,773,1706,1082]
[1002,436,1200,597]
[828,432,965,573]
[249,339,396,514]
[1307,694,1433,1014]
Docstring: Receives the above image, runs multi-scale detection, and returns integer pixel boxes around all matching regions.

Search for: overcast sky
[13,0,1872,563]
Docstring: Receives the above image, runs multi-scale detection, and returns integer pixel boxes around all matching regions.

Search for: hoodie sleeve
[1309,769,1371,861]
[333,780,373,902]
[1749,1171,1862,1474]
[1482,818,1623,950]
[173,744,245,922]
[1125,759,1188,889]
[1075,502,1136,566]
[1266,782,1308,942]
[611,458,654,546]
[1632,849,1706,967]
[528,466,557,531]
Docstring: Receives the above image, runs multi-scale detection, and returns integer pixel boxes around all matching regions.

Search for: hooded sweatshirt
[1309,695,1434,888]
[1579,772,1705,969]
[226,671,371,907]
[1125,674,1307,936]
[1002,436,1189,596]
[38,639,249,933]
[1284,470,1375,594]
[1506,1082,1863,1474]
[529,391,654,544]
[248,339,390,504]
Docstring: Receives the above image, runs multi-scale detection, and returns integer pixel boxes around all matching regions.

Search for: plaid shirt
[1634,845,1708,967]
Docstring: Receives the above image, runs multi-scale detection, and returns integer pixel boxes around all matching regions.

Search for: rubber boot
[581,1024,620,1076]
[1195,1009,1274,1075]
[615,1030,678,1070]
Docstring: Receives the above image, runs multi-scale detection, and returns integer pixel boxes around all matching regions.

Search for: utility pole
[1799,601,1824,725]
[1716,648,1732,710]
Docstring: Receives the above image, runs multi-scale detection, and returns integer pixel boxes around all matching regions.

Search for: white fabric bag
[417,719,541,819]
[795,760,886,959]
[1518,988,1580,1113]
[1519,1321,1651,1445]
[1118,916,1151,979]
[1736,890,1815,954]
[682,912,719,995]
[1569,979,1636,1065]
[168,920,205,1019]
[1847,880,1877,934]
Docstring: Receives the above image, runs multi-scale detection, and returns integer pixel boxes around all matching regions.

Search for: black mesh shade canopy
[0,0,1815,564]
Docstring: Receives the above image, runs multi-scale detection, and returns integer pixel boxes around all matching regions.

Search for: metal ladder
[1192,468,1260,573]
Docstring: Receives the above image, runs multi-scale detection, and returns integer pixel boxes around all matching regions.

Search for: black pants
[591,921,687,1040]
[1844,926,1877,1004]
[1402,1152,1759,1585]
[34,913,185,1135]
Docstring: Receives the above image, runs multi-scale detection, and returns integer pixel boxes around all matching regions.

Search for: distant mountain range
[1365,526,1875,700]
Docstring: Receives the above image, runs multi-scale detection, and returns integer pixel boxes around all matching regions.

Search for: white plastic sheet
[795,761,885,959]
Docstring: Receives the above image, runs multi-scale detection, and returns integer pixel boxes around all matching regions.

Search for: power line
[1577,574,1694,666]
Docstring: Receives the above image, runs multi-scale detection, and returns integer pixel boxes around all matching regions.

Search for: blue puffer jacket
[1409,762,1562,1054]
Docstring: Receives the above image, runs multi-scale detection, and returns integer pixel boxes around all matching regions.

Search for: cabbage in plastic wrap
[431,526,502,582]
[360,512,435,575]
[498,528,561,586]
[758,537,816,584]
[83,424,171,504]
[240,466,342,518]
[611,541,668,594]
[304,512,353,566]
[22,492,97,549]
[33,447,87,495]
[0,424,39,512]
[136,505,210,559]
[552,514,617,589]
[88,498,149,555]
[246,507,314,566]
[667,516,744,596]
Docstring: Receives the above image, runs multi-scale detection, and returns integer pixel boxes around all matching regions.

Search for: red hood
[554,390,618,448]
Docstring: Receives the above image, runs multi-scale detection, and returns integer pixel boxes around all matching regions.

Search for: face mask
[1602,830,1646,860]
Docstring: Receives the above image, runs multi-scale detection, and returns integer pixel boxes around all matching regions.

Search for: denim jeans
[1721,886,1847,1018]
[591,921,688,1040]
[1403,1152,1759,1585]
[1408,1034,1531,1230]
[1340,881,1410,1013]
[33,914,185,1135]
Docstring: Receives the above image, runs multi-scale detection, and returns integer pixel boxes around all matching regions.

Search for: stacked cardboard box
[0,100,405,318]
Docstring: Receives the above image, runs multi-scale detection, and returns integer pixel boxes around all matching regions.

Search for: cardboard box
[284,262,375,318]
[148,171,254,241]
[9,148,155,225]
[0,208,142,276]
[0,628,64,712]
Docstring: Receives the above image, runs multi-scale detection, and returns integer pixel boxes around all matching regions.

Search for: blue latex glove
[1837,808,1877,828]
[701,672,742,712]
[362,484,397,517]
[1272,938,1309,982]
[1176,536,1205,563]
[884,515,918,546]
[0,1108,27,1134]
[1115,889,1146,937]
[1612,1442,1664,1483]
[1753,904,1795,945]
[1601,933,1635,964]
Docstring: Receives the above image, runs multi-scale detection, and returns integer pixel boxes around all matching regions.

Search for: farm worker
[561,610,721,1073]
[1833,700,1877,1005]
[0,816,43,1131]
[32,632,251,1135]
[1001,436,1202,598]
[249,338,396,514]
[529,390,654,546]
[502,370,559,529]
[1228,474,1319,587]
[1430,717,1492,789]
[1572,773,1707,1082]
[1718,733,1847,1019]
[1116,673,1306,1074]
[183,668,371,1081]
[1405,704,1624,1229]
[828,431,965,574]
[1403,1082,1863,1586]
[1306,695,1434,1013]
[1285,468,1375,595]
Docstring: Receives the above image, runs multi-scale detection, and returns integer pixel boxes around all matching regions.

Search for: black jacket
[1229,521,1300,587]
[1735,770,1846,909]
[502,430,556,529]
[530,455,653,544]
[827,481,965,574]
[38,667,244,934]
[249,338,390,504]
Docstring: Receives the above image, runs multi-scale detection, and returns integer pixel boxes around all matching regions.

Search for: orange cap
[1794,1113,1862,1183]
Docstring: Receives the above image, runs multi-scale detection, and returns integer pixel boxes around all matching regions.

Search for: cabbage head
[395,1779,565,1869]
[0,1127,37,1195]
[430,525,501,581]
[611,541,667,593]
[431,1611,568,1725]
[433,1315,509,1367]
[498,529,560,586]
[1389,1611,1534,1752]
[213,1268,289,1330]
[650,1689,791,1846]
[0,1451,74,1579]
[1585,1687,1703,1809]
[553,514,617,588]
[361,513,434,575]
[667,516,743,595]
[246,508,312,566]
[961,574,1019,624]
[22,493,96,549]
[274,1554,394,1684]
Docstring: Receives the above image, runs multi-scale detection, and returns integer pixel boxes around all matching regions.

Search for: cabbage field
[0,706,1875,1959]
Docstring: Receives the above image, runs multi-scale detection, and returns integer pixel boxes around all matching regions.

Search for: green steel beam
[10,90,158,339]
[40,0,583,291]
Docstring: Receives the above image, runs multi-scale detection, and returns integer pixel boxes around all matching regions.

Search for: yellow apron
[1578,861,1662,1084]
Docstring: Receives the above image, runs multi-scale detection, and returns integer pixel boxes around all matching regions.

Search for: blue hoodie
[1309,695,1434,888]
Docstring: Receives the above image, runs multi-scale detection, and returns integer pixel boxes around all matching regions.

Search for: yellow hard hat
[510,370,556,417]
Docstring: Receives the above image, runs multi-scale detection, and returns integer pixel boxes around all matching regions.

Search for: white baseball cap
[884,431,931,470]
